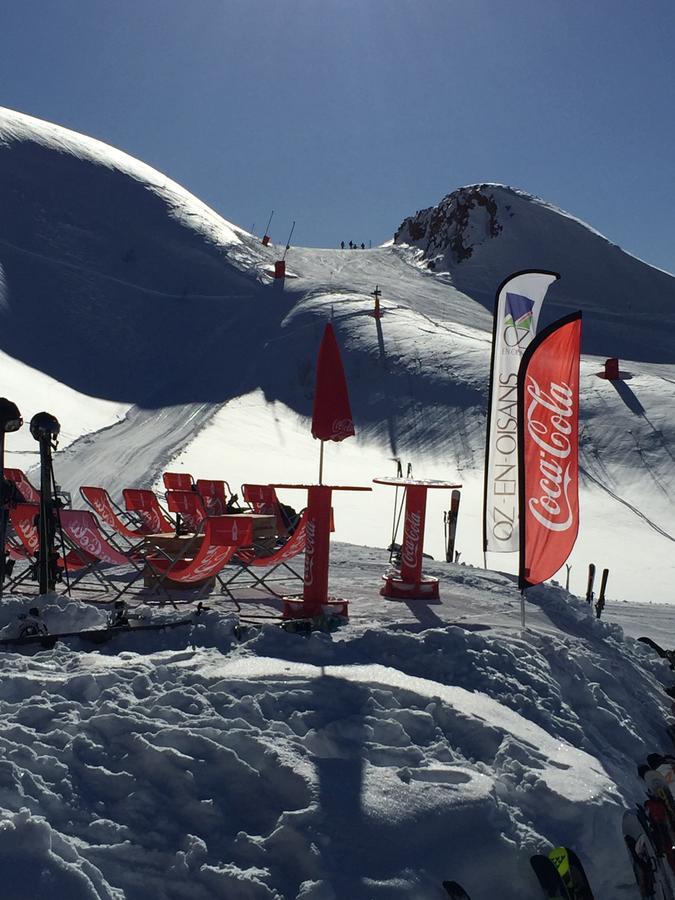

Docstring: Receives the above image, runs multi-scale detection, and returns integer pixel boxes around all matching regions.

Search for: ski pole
[389,458,403,564]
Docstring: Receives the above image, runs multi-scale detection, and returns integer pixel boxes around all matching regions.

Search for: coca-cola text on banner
[517,311,582,591]
[483,270,560,555]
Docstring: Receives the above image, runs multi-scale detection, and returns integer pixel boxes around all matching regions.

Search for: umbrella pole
[318,441,325,485]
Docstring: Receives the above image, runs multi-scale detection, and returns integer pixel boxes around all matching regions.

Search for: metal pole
[282,220,296,260]
[318,441,324,485]
[38,437,52,595]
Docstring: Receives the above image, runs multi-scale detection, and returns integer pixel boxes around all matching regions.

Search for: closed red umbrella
[311,323,354,481]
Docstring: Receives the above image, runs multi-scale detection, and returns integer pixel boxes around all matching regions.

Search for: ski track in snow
[0,235,253,303]
[581,465,675,543]
[50,403,220,497]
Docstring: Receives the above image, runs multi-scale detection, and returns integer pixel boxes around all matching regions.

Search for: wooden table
[140,513,275,589]
[373,477,462,600]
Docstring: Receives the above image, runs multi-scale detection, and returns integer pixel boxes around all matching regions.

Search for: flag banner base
[596,370,630,381]
[380,573,439,600]
[282,596,349,622]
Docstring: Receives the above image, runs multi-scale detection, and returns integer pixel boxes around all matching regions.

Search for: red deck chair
[80,486,150,547]
[123,489,175,535]
[58,509,146,592]
[241,484,295,538]
[165,489,207,535]
[163,472,195,491]
[5,468,40,503]
[195,479,231,516]
[225,507,311,594]
[7,503,93,593]
[144,515,254,597]
[163,474,196,533]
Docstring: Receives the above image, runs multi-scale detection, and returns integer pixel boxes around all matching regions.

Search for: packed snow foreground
[0,549,672,900]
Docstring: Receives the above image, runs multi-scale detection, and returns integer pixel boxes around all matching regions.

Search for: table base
[283,597,349,621]
[380,573,439,600]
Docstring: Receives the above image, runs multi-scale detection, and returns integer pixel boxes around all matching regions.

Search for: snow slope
[1,105,674,607]
[1,106,673,603]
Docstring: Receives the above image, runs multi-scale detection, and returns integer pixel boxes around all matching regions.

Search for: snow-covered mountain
[0,107,673,604]
[395,184,675,363]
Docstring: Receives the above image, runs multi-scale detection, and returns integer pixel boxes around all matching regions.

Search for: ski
[0,616,193,650]
[585,563,595,603]
[638,636,675,670]
[548,846,595,898]
[530,854,571,898]
[444,489,461,562]
[623,808,674,900]
[595,568,609,618]
[639,636,670,658]
[442,881,471,899]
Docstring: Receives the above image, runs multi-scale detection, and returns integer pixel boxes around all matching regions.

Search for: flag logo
[505,292,535,333]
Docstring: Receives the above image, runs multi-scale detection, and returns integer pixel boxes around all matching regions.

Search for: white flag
[483,270,559,553]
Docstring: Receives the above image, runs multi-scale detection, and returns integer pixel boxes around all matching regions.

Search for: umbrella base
[380,573,439,600]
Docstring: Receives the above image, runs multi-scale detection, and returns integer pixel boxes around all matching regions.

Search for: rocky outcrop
[395,185,504,269]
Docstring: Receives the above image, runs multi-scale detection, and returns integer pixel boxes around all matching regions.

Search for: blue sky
[2,0,674,272]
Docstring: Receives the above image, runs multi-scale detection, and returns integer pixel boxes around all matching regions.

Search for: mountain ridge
[395,182,675,363]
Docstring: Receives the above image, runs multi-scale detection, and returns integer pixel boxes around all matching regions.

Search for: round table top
[270,483,372,491]
[373,477,462,489]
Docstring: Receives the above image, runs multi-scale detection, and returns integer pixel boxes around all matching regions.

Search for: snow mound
[0,557,671,898]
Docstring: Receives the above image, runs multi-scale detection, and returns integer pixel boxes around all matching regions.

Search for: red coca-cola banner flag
[311,323,355,442]
[518,312,582,590]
